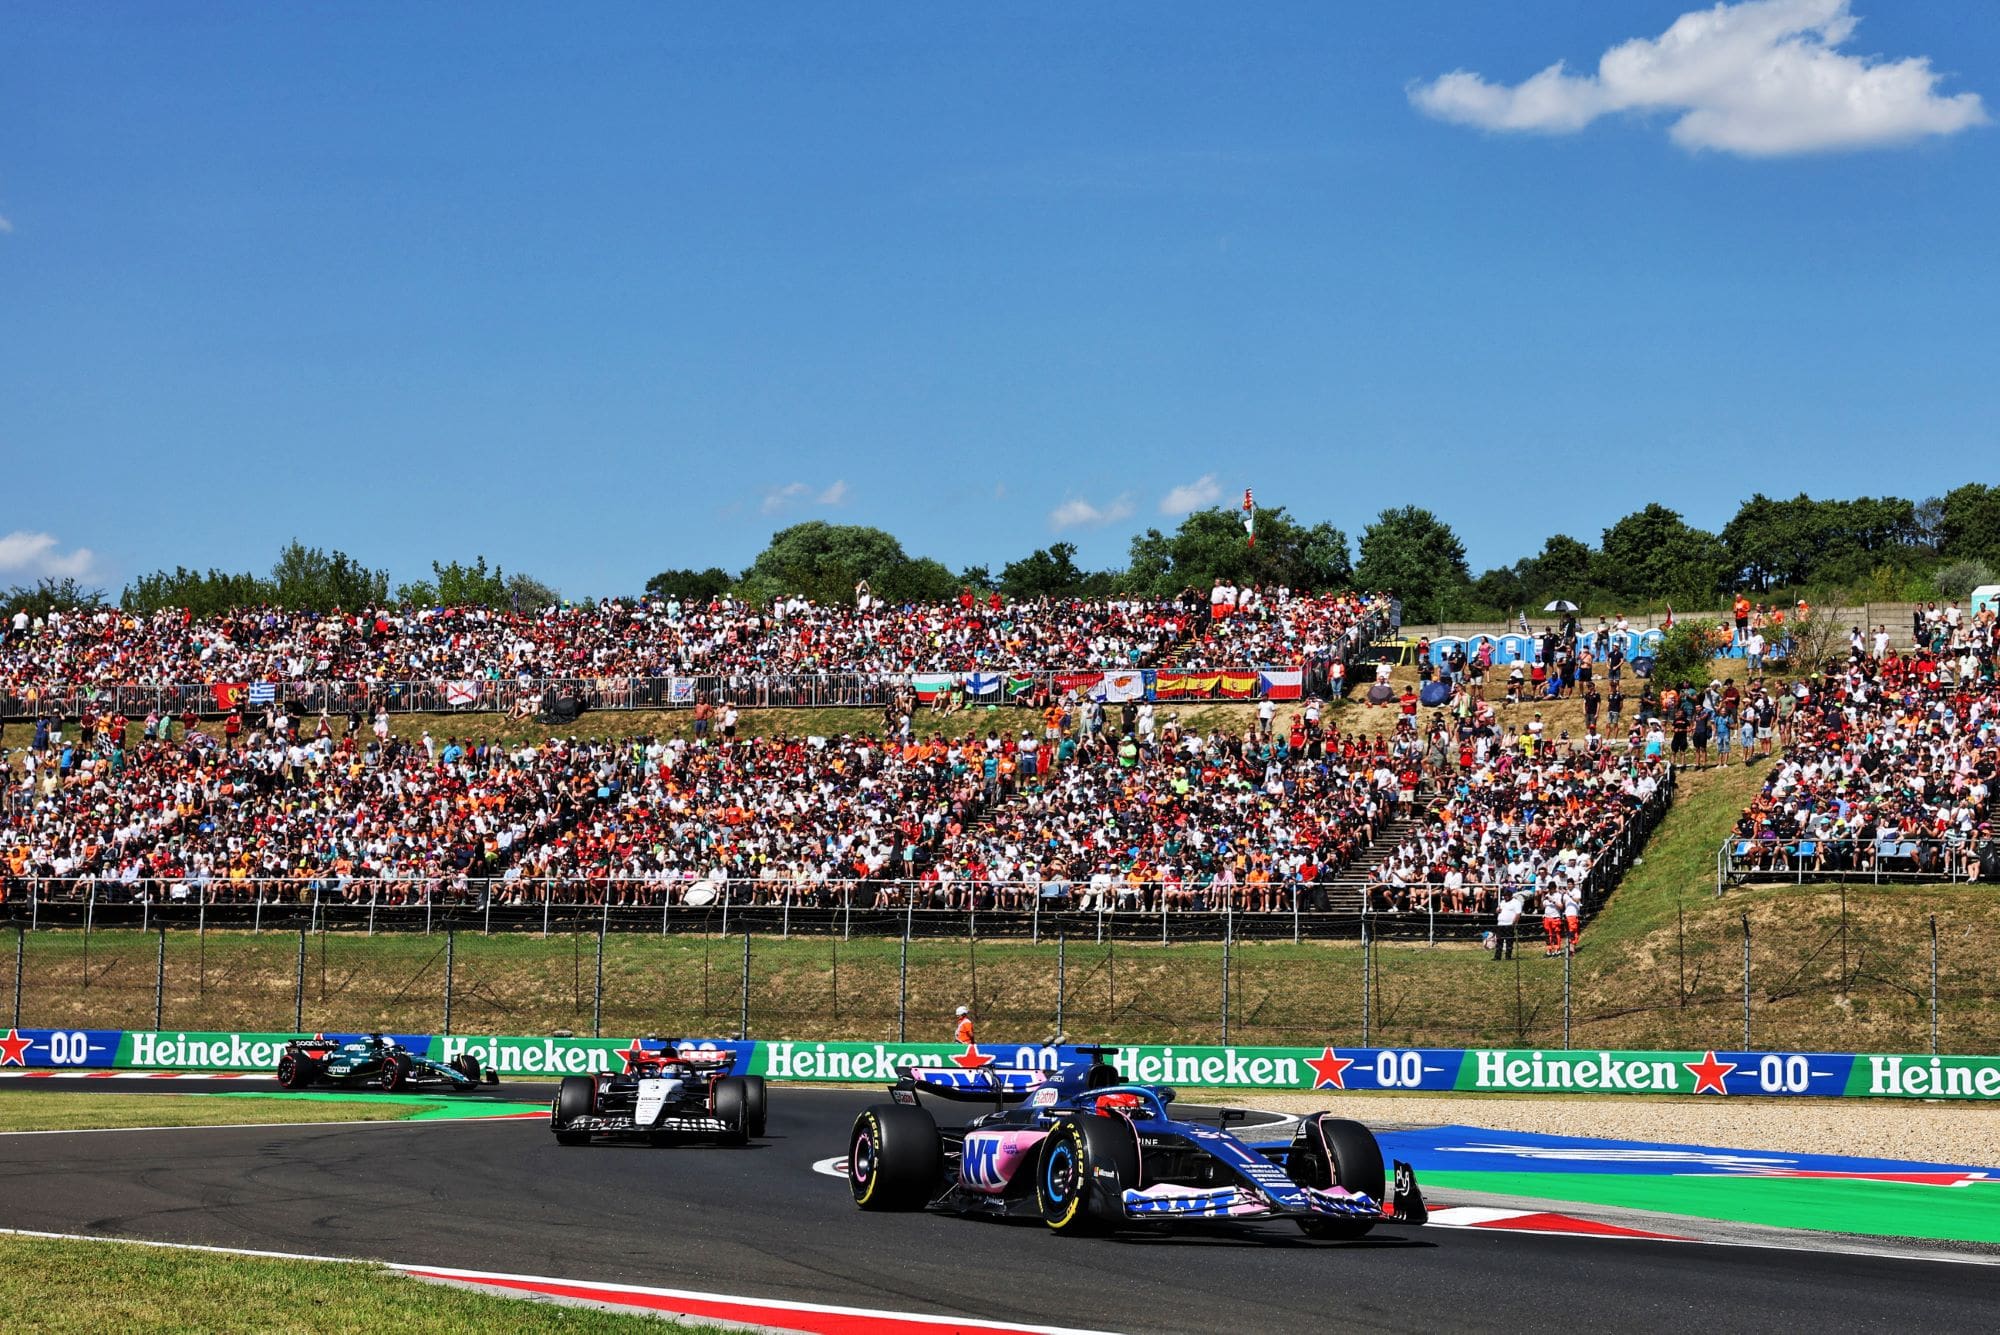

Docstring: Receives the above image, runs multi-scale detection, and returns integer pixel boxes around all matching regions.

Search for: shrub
[1935,559,1995,601]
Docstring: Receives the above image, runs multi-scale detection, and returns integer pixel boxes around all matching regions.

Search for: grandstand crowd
[0,587,1678,919]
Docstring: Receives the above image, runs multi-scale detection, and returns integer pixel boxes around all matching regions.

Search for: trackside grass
[0,1233,733,1334]
[0,1092,461,1132]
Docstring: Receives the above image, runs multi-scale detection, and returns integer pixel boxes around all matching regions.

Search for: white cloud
[815,480,849,506]
[0,215,13,235]
[760,482,810,515]
[1410,0,1987,156]
[1160,474,1223,515]
[1049,494,1135,531]
[0,531,99,582]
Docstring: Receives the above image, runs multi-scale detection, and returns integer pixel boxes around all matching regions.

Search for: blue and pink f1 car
[847,1046,1426,1239]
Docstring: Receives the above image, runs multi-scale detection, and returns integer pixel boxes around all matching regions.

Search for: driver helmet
[1094,1091,1145,1117]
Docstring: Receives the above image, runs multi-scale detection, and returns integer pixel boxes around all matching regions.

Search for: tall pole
[154,929,166,1031]
[293,928,306,1032]
[1220,909,1232,1045]
[1563,944,1572,1051]
[739,932,751,1040]
[593,923,604,1038]
[1360,916,1371,1048]
[443,930,455,1037]
[1930,914,1939,1056]
[12,927,22,1028]
[1741,912,1752,1050]
[897,931,909,1043]
[1056,932,1066,1041]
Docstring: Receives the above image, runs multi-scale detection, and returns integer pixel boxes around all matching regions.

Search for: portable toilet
[1972,585,2000,617]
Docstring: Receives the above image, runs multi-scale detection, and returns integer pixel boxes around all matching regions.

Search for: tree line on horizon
[8,484,1999,626]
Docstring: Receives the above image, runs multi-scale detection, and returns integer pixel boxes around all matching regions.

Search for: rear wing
[894,1064,1051,1104]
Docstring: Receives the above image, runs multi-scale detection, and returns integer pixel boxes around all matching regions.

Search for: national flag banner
[246,682,277,705]
[1215,671,1258,699]
[909,673,956,703]
[1242,488,1255,547]
[1004,674,1038,698]
[963,671,1002,697]
[1258,669,1303,701]
[1153,671,1259,701]
[444,680,482,707]
[669,678,696,705]
[1097,669,1146,703]
[211,683,248,711]
[1053,672,1104,698]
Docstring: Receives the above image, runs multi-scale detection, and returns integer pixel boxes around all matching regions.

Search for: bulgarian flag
[909,673,956,703]
[1242,488,1255,547]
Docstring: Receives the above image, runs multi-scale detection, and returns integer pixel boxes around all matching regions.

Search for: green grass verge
[0,1233,730,1333]
[0,1092,461,1132]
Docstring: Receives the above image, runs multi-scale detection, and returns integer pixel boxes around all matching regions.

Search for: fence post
[1220,908,1232,1045]
[29,878,37,931]
[293,928,306,1032]
[739,933,751,1040]
[1360,916,1371,1048]
[254,881,263,935]
[897,931,909,1043]
[443,930,455,1037]
[11,926,21,1027]
[1056,931,1066,1040]
[593,923,605,1039]
[1741,912,1752,1050]
[1031,893,1040,946]
[1292,888,1300,946]
[1930,914,1939,1056]
[154,928,166,1031]
[720,883,730,938]
[781,890,790,940]
[542,889,552,940]
[367,881,377,937]
[1563,944,1572,1051]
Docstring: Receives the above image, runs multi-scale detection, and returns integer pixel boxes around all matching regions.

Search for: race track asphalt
[0,1078,1991,1334]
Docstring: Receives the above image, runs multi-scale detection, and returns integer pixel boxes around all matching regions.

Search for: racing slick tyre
[378,1053,409,1092]
[275,1053,317,1090]
[450,1055,483,1085]
[554,1075,596,1146]
[1289,1114,1385,1240]
[712,1076,752,1145]
[848,1104,941,1211]
[741,1074,768,1138]
[1036,1114,1138,1235]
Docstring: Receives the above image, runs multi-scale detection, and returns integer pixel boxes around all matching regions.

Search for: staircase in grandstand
[1319,799,1428,914]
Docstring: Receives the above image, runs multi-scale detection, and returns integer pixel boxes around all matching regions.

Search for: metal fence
[1717,836,1993,892]
[6,904,1994,1053]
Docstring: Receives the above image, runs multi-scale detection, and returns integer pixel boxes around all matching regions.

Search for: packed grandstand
[1,586,1989,927]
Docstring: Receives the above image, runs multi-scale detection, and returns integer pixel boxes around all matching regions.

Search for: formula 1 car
[846,1046,1426,1239]
[274,1034,497,1093]
[551,1042,767,1146]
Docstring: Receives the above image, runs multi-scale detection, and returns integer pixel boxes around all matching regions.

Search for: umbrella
[1543,600,1579,612]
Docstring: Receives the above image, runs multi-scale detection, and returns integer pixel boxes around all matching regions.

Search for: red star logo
[1305,1046,1354,1090]
[0,1029,33,1067]
[614,1039,656,1073]
[1684,1050,1737,1095]
[950,1043,994,1069]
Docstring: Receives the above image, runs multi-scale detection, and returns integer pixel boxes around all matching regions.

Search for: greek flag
[247,682,277,704]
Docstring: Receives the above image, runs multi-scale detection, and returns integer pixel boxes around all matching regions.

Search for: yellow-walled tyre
[849,1104,941,1211]
[1035,1115,1136,1235]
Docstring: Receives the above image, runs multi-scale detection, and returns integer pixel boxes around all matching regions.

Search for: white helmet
[955,1006,970,1017]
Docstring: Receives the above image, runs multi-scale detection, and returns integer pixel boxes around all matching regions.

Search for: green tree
[644,566,734,603]
[122,566,274,616]
[1598,505,1726,607]
[4,577,106,618]
[503,572,562,609]
[957,564,997,592]
[1121,506,1350,597]
[875,556,960,606]
[737,522,935,607]
[1354,506,1470,623]
[269,541,389,611]
[1648,619,1724,688]
[1000,543,1089,599]
[1939,483,2000,565]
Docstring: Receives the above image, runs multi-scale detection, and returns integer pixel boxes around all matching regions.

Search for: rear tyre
[276,1053,316,1090]
[554,1075,595,1146]
[712,1076,751,1145]
[1036,1115,1137,1235]
[1290,1115,1384,1240]
[741,1075,768,1138]
[848,1104,941,1211]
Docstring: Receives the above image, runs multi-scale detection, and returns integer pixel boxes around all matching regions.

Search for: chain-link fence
[6,904,1995,1052]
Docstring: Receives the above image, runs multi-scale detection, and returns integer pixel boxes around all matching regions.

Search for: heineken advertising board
[4,1027,1998,1101]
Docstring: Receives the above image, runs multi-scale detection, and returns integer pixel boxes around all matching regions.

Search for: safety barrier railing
[1717,833,1990,892]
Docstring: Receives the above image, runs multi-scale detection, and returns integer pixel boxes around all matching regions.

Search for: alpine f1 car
[274,1034,497,1092]
[551,1042,767,1146]
[846,1046,1426,1239]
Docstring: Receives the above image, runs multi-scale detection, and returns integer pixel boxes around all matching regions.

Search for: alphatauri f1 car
[847,1046,1425,1238]
[551,1042,767,1146]
[275,1034,497,1092]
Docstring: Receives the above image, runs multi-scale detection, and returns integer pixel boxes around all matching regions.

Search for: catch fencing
[9,895,1988,1054]
[1717,836,1993,891]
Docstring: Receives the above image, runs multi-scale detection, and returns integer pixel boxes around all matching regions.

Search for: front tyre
[378,1054,409,1092]
[554,1075,595,1146]
[848,1104,941,1211]
[1036,1114,1137,1235]
[741,1075,768,1138]
[450,1055,483,1086]
[712,1077,752,1145]
[1290,1114,1385,1240]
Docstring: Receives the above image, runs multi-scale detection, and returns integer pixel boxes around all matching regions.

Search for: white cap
[955,1006,969,1016]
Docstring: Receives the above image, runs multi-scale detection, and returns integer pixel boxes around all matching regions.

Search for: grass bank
[0,1091,463,1132]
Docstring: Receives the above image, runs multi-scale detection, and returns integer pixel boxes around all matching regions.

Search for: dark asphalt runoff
[0,1081,1992,1334]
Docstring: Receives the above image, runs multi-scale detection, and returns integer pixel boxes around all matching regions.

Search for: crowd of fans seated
[0,589,1390,708]
[1729,607,1999,881]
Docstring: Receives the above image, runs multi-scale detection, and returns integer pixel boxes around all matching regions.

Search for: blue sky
[3,1,1994,597]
